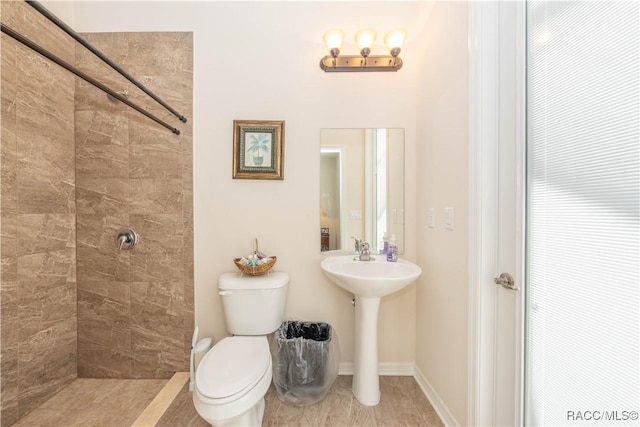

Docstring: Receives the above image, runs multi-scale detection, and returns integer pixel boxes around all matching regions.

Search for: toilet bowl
[193,336,272,426]
[192,272,289,427]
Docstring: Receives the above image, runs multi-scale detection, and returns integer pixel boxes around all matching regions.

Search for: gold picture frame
[233,120,285,180]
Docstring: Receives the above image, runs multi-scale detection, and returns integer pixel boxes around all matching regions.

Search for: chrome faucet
[352,237,373,261]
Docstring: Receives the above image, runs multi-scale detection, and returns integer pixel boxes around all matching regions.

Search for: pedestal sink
[320,255,422,406]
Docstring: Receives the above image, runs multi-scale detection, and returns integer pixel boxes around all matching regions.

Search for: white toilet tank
[218,272,289,335]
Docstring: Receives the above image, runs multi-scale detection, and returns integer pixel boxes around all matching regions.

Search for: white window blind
[526,1,640,426]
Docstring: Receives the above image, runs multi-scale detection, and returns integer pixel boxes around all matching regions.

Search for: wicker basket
[233,256,277,276]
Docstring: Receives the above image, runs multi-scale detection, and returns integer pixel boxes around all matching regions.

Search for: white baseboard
[414,366,460,427]
[338,362,414,376]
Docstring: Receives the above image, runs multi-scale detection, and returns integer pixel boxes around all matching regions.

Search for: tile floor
[12,379,167,427]
[11,375,444,427]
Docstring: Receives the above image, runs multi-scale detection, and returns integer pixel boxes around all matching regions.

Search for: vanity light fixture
[320,28,405,72]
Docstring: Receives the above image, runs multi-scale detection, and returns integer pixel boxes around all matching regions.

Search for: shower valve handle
[116,227,138,250]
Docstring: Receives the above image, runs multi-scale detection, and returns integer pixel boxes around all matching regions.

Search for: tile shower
[0,1,194,424]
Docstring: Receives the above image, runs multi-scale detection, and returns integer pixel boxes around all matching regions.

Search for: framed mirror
[320,128,404,254]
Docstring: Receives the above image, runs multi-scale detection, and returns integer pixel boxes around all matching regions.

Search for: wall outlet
[427,208,435,228]
[444,207,454,230]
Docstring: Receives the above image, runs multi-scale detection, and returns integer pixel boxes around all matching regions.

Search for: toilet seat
[195,336,271,404]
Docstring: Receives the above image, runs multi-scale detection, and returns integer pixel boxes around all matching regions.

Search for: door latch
[494,272,519,291]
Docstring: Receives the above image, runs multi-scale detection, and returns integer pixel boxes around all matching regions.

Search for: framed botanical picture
[233,120,285,180]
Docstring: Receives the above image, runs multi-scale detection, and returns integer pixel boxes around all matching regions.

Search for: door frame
[467,1,526,425]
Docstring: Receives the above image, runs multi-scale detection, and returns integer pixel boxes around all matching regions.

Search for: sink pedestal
[320,255,422,407]
[353,296,381,406]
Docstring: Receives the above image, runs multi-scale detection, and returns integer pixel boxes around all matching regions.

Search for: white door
[471,1,640,426]
[468,2,526,425]
[525,1,639,425]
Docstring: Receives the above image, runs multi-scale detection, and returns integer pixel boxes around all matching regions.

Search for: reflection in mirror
[320,128,404,254]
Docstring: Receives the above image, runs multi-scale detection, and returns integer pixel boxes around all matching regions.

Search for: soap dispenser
[386,234,398,262]
[382,232,389,254]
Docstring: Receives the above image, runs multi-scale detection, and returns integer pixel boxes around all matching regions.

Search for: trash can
[270,320,340,406]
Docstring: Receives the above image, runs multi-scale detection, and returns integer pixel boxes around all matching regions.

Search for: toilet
[193,272,289,427]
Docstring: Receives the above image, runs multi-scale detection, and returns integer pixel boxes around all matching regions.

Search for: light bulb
[323,29,344,57]
[355,29,377,57]
[384,29,406,57]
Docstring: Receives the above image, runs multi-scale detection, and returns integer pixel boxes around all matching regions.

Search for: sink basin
[320,255,422,406]
[320,255,422,298]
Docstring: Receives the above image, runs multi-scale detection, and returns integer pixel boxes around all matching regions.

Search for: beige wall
[415,2,469,425]
[1,1,77,423]
[73,1,420,367]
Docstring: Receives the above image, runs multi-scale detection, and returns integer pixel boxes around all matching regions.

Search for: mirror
[320,128,404,254]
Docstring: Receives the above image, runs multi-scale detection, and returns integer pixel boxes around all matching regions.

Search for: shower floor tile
[12,378,168,427]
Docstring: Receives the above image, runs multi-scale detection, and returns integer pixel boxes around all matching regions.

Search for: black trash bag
[270,320,340,406]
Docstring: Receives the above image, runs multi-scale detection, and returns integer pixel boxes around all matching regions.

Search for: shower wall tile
[128,350,162,379]
[1,213,18,260]
[77,350,132,378]
[128,110,179,146]
[17,310,77,368]
[1,343,19,426]
[130,249,184,283]
[3,0,75,65]
[15,45,75,215]
[130,350,183,379]
[130,214,184,253]
[1,282,19,349]
[76,179,130,214]
[131,281,185,352]
[77,33,129,91]
[17,283,77,339]
[16,48,74,143]
[77,247,130,283]
[16,309,77,417]
[76,214,129,249]
[129,179,183,214]
[129,144,182,179]
[75,110,129,146]
[126,33,193,76]
[1,32,18,215]
[76,213,129,249]
[75,79,128,113]
[1,17,20,427]
[74,32,193,379]
[17,249,76,295]
[1,258,18,292]
[16,214,76,256]
[77,281,131,351]
[76,214,131,282]
[18,347,77,417]
[76,145,130,180]
[0,0,18,28]
[2,1,78,422]
[0,123,18,214]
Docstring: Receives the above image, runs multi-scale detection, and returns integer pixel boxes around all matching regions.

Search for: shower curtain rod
[25,0,188,124]
[1,23,181,135]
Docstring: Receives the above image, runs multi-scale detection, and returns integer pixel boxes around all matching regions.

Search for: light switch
[350,210,362,220]
[444,207,454,230]
[427,208,435,228]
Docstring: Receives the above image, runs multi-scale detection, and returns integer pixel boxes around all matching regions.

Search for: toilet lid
[196,336,270,400]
